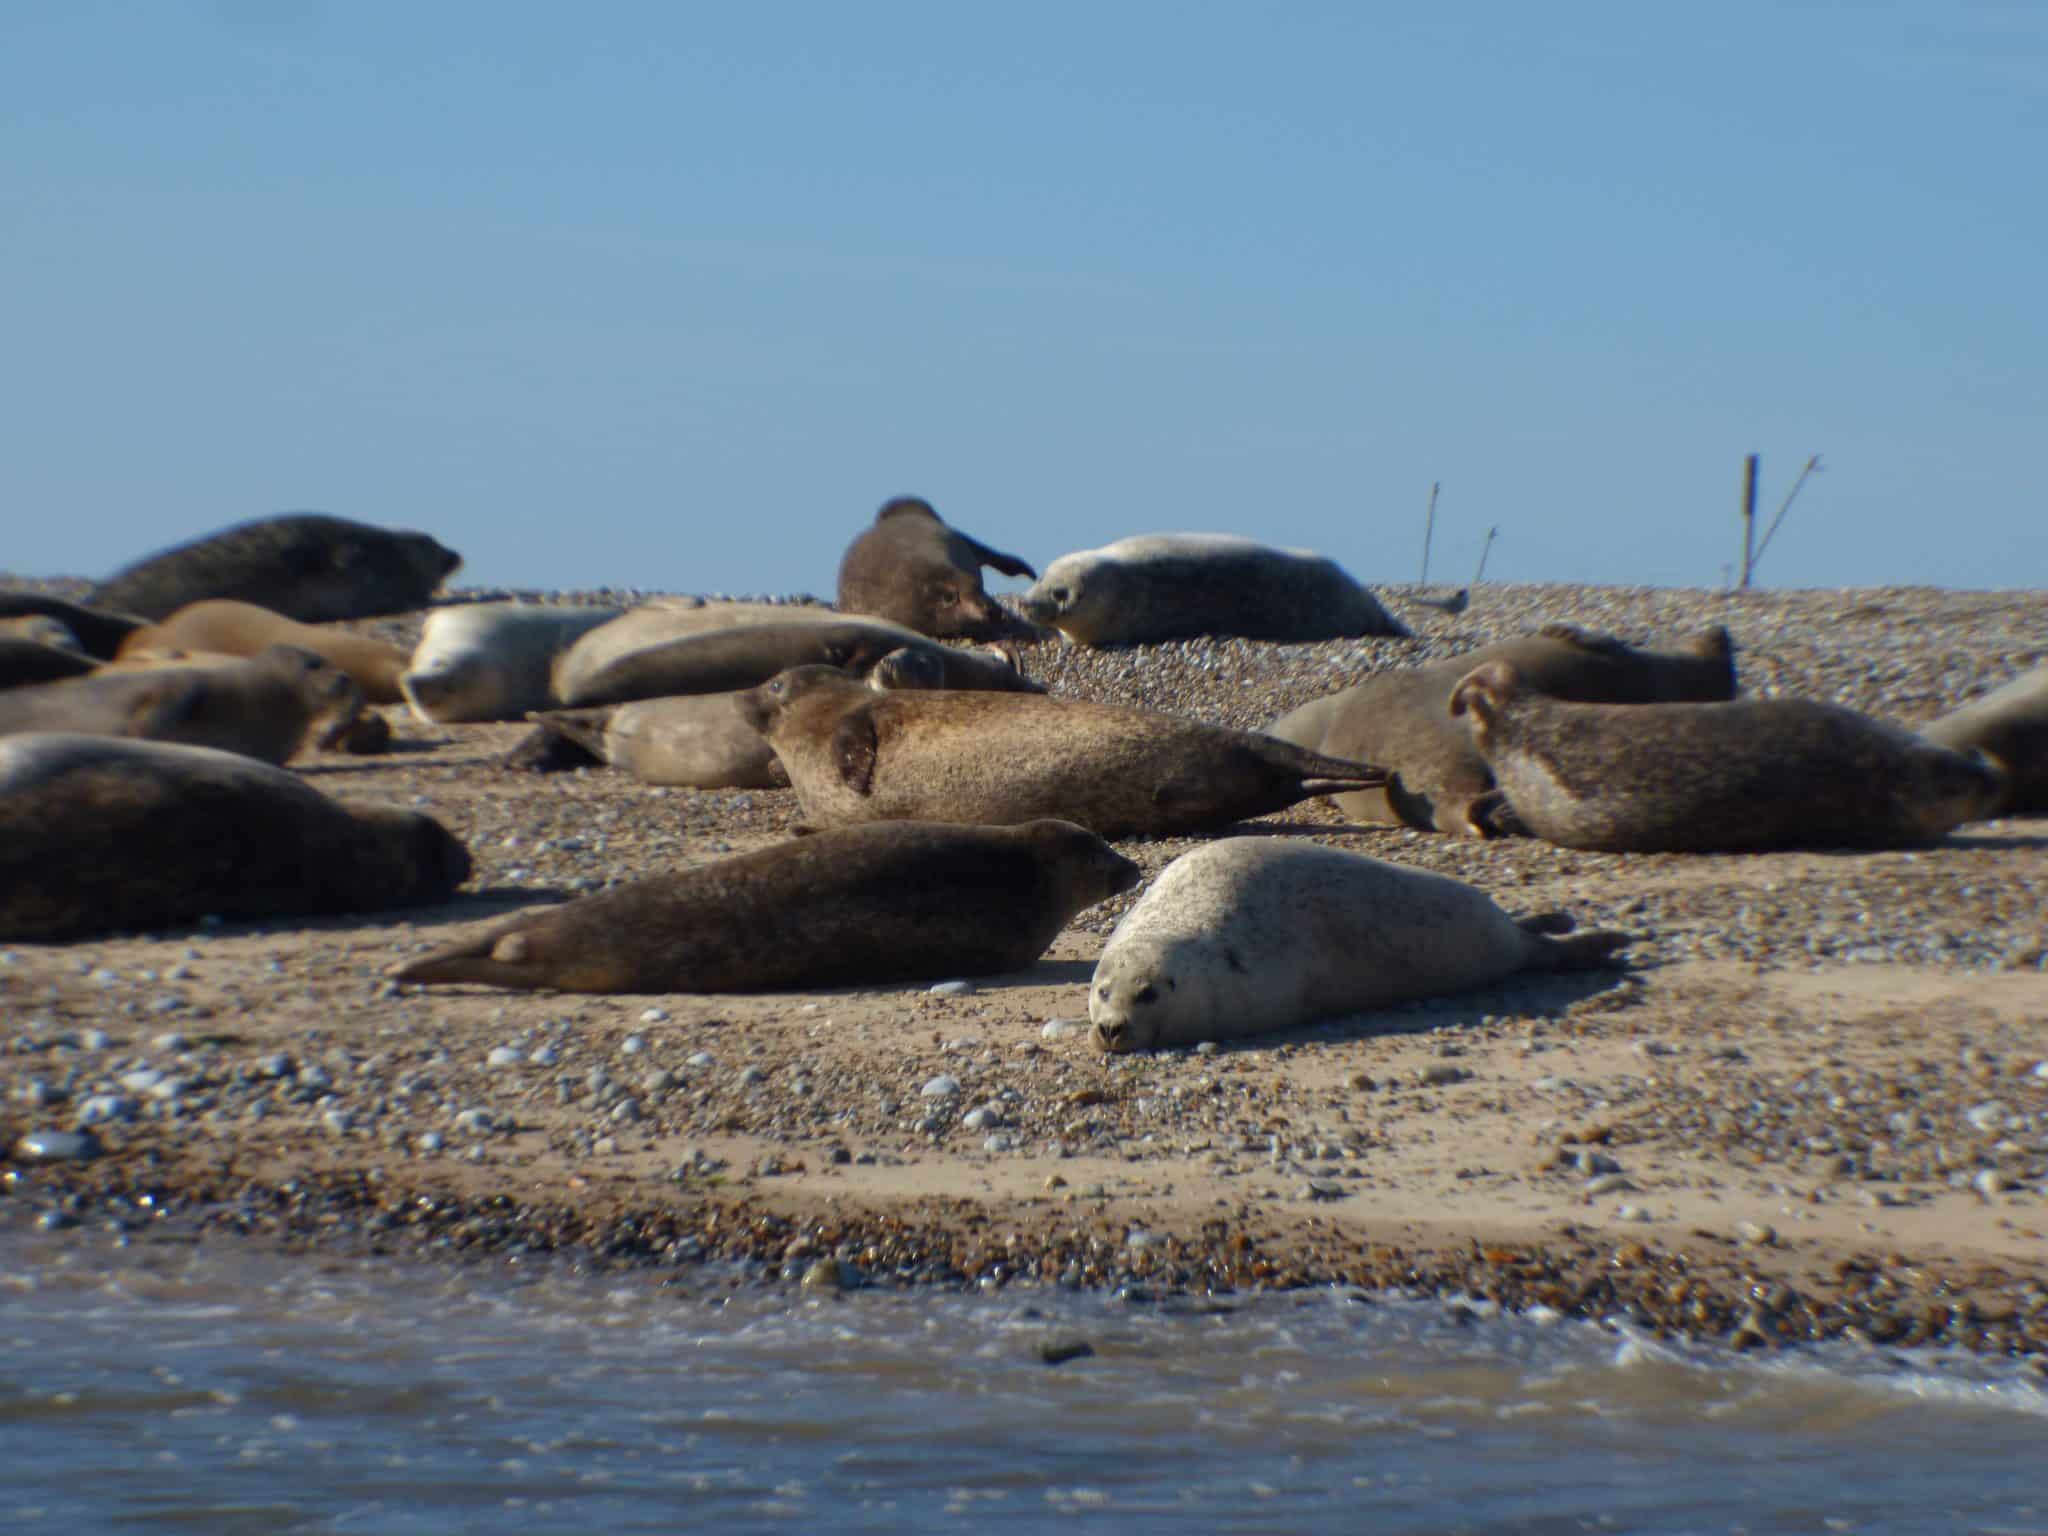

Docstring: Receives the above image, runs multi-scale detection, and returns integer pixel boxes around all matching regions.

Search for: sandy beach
[4,579,2045,1360]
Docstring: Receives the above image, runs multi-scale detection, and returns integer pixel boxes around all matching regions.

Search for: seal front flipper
[830,707,881,796]
[1529,929,1631,971]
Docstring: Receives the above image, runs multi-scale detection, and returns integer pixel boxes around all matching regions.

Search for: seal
[835,497,1037,642]
[90,512,461,623]
[0,615,84,653]
[0,593,147,659]
[737,666,1389,837]
[1920,665,2048,815]
[0,732,469,941]
[0,636,97,690]
[388,818,1139,993]
[1448,660,2006,852]
[556,617,1040,708]
[0,644,366,764]
[400,601,624,724]
[1019,533,1408,646]
[1089,839,1628,1051]
[1268,623,1737,835]
[523,694,790,788]
[549,600,873,701]
[117,600,411,704]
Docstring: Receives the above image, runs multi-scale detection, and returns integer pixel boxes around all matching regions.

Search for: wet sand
[4,579,2046,1360]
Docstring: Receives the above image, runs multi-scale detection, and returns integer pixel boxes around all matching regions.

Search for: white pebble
[638,1008,668,1024]
[921,1076,961,1099]
[928,980,976,997]
[621,1034,648,1054]
[487,1047,523,1068]
[1040,1019,1085,1040]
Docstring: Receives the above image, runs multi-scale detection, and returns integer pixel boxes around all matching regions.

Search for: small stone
[1575,1150,1622,1177]
[928,980,976,997]
[1974,1169,2011,1198]
[75,1094,137,1126]
[487,1046,523,1067]
[529,1044,560,1066]
[800,1258,850,1292]
[14,1128,102,1162]
[686,1051,715,1068]
[638,1009,668,1025]
[1040,1019,1085,1040]
[1585,1173,1635,1196]
[1965,1102,2008,1134]
[621,1033,649,1053]
[1416,1064,1471,1087]
[78,1029,112,1051]
[1037,1337,1095,1366]
[1735,1220,1776,1247]
[921,1076,961,1099]
[415,1131,445,1152]
[611,1098,643,1124]
[983,1133,1013,1153]
[151,1031,190,1051]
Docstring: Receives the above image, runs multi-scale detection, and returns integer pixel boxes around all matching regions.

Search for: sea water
[3,1222,2044,1534]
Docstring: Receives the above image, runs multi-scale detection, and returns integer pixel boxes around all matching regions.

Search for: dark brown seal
[0,644,366,764]
[0,593,147,659]
[1448,660,2005,852]
[1268,623,1737,835]
[1921,665,2048,815]
[118,600,411,704]
[388,819,1139,993]
[557,618,1038,709]
[835,497,1037,642]
[89,513,461,622]
[0,636,97,690]
[0,733,469,941]
[738,666,1389,837]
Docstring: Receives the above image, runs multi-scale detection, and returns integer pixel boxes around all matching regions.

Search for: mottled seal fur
[738,666,1389,837]
[1020,533,1408,646]
[1090,839,1628,1051]
[0,644,366,763]
[0,593,146,659]
[118,600,410,704]
[90,513,461,623]
[1921,666,2048,815]
[389,819,1139,994]
[555,618,1037,709]
[0,636,97,690]
[523,694,789,788]
[0,733,469,941]
[836,497,1037,642]
[1268,624,1737,835]
[1450,661,2006,852]
[401,602,623,723]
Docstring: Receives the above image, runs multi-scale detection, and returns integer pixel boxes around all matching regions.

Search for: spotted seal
[1020,533,1407,646]
[1449,661,2006,852]
[0,733,469,940]
[1268,624,1736,835]
[388,819,1139,993]
[1920,665,2048,815]
[738,666,1388,837]
[1089,838,1628,1051]
[90,512,460,622]
[836,497,1037,642]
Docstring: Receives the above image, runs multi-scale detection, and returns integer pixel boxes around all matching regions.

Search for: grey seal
[388,819,1139,993]
[1090,838,1628,1051]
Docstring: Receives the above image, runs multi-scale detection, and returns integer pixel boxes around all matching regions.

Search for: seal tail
[959,534,1036,581]
[1529,929,1631,972]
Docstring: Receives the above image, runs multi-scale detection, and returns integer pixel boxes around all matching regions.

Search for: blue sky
[5,2,2042,598]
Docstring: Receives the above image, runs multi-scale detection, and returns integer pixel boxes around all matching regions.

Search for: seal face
[1450,661,2007,852]
[1089,838,1628,1051]
[1921,665,2048,815]
[118,600,411,704]
[0,643,365,763]
[1267,623,1738,835]
[1020,533,1408,646]
[89,513,461,623]
[388,818,1140,994]
[401,602,624,723]
[0,733,469,940]
[835,497,1038,642]
[737,666,1388,837]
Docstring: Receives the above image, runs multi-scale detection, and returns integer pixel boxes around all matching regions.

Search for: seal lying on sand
[90,512,460,622]
[401,602,624,723]
[1268,624,1737,835]
[556,618,1038,708]
[389,819,1139,993]
[739,666,1388,837]
[118,600,411,704]
[520,694,789,788]
[1090,839,1628,1052]
[1020,533,1407,646]
[0,644,366,763]
[1449,661,2006,852]
[0,636,97,690]
[0,733,469,941]
[549,601,876,702]
[836,497,1037,642]
[0,593,146,659]
[1920,665,2048,815]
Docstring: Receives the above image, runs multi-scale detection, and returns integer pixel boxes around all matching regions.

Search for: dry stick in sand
[1739,452,1824,588]
[1418,480,1440,589]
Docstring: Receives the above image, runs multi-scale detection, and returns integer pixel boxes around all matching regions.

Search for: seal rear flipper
[958,534,1036,581]
[1535,622,1629,657]
[499,718,604,773]
[388,928,547,989]
[1530,929,1631,972]
[830,709,881,796]
[1462,789,1526,839]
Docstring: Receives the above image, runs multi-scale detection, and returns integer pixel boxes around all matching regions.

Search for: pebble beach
[5,577,2047,1364]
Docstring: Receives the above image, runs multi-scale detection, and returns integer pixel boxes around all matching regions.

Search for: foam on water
[3,1223,2045,1534]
